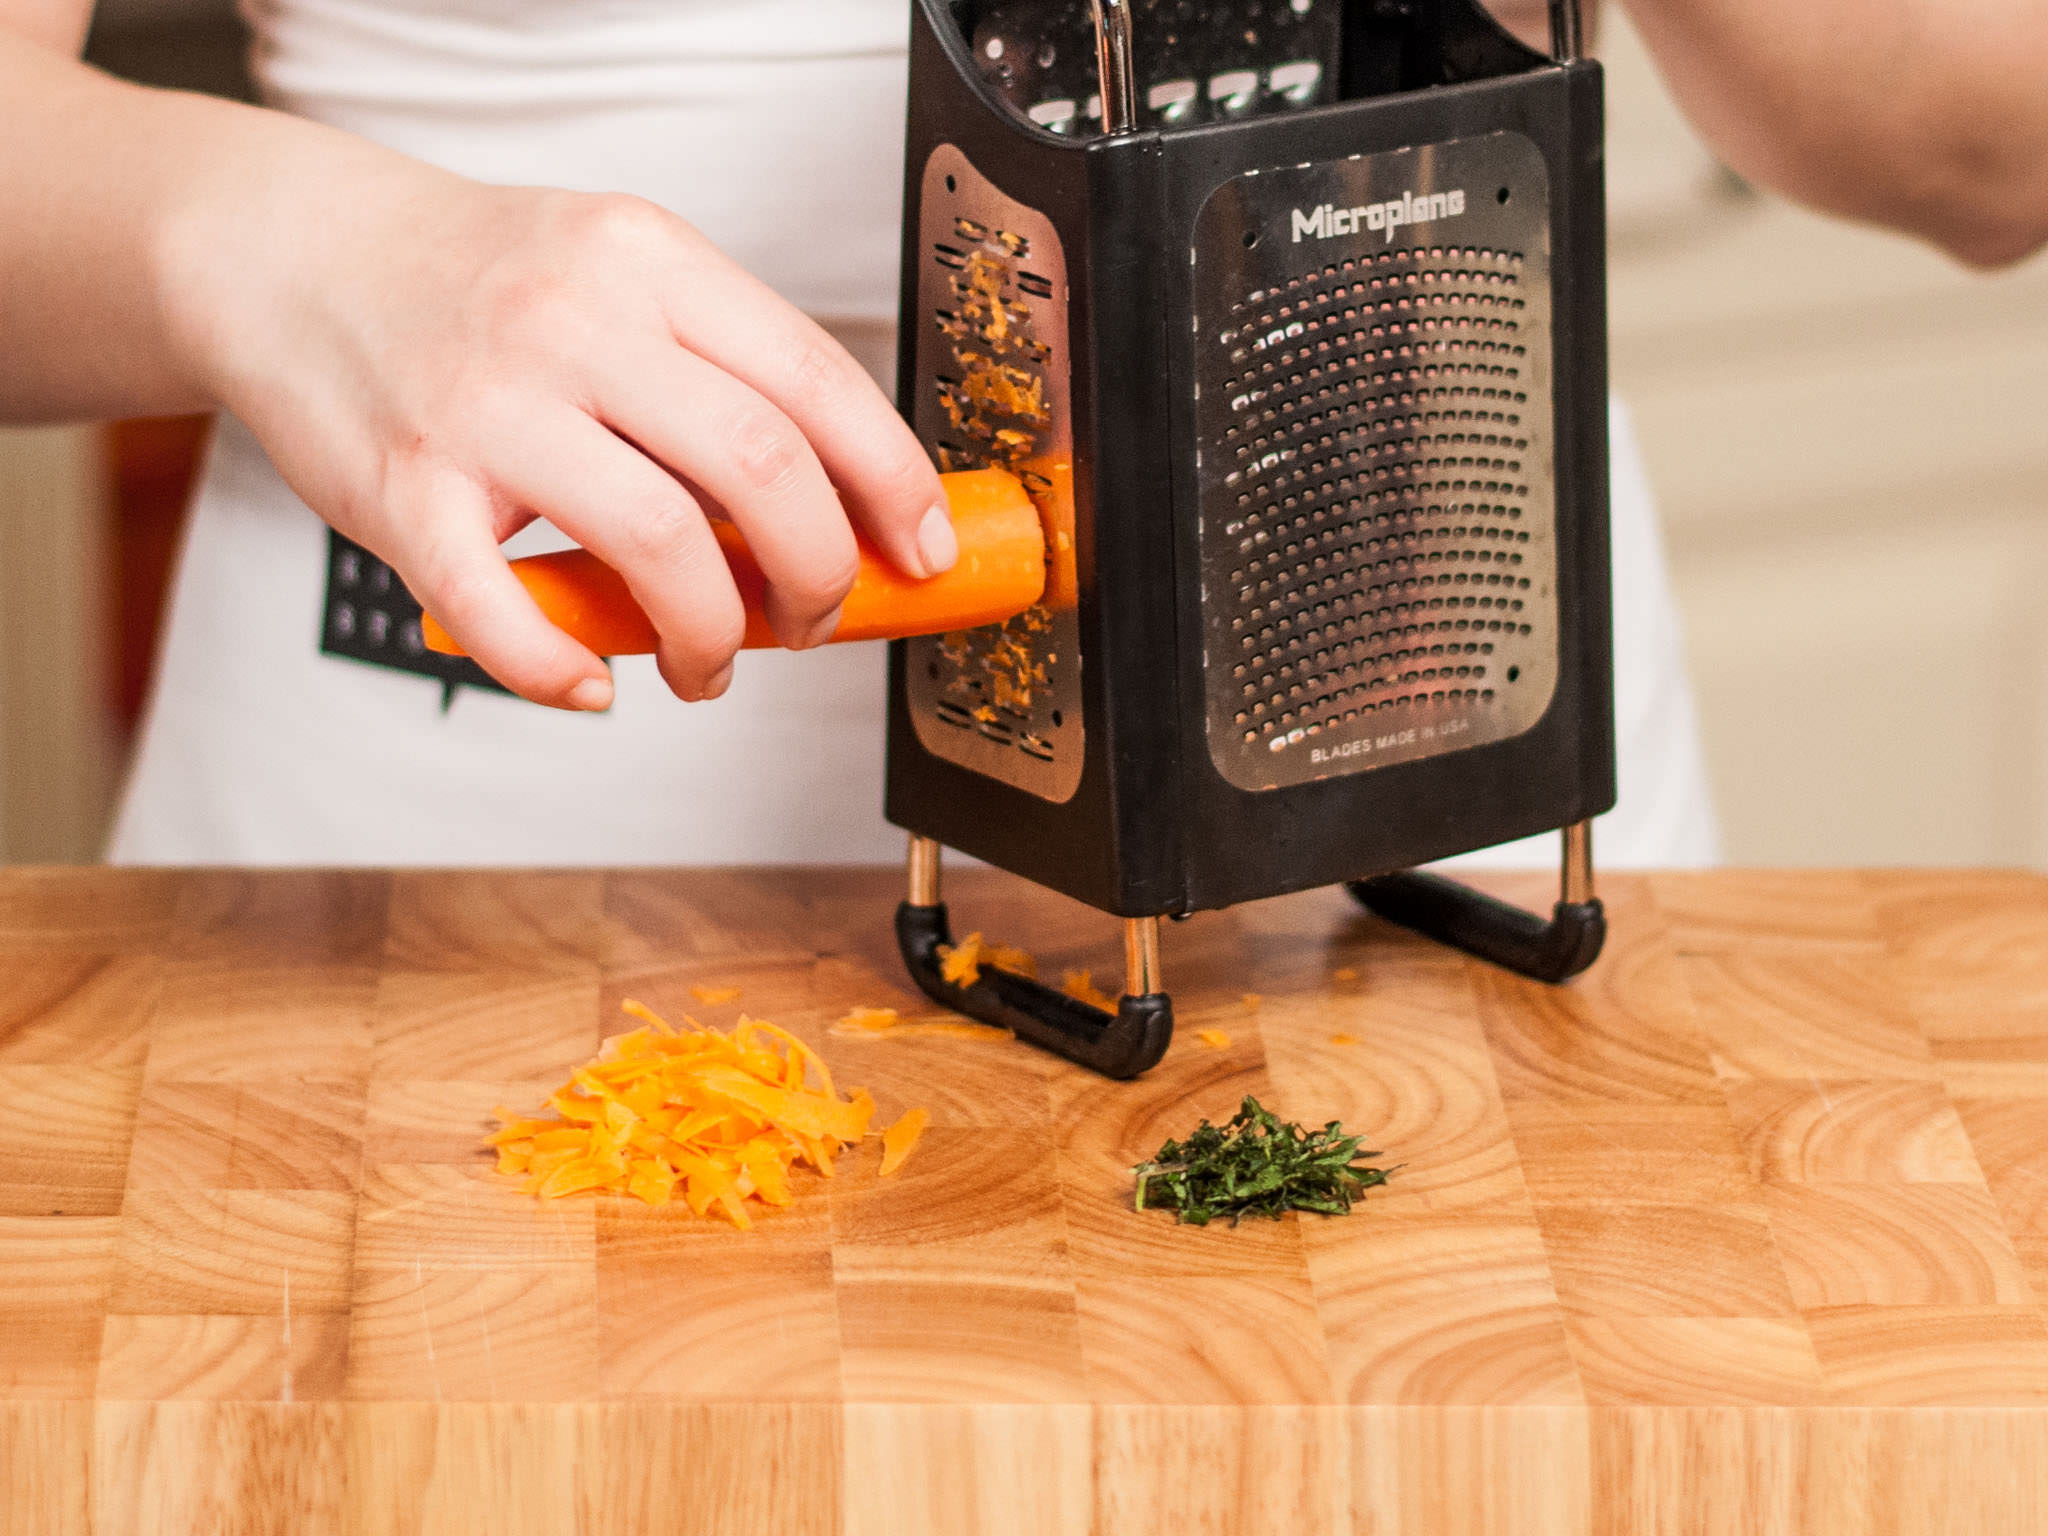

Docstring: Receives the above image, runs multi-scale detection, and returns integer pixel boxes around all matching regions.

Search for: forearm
[0,35,412,422]
[1621,0,2048,266]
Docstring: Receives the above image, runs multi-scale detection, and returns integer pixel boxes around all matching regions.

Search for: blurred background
[2,2,2046,866]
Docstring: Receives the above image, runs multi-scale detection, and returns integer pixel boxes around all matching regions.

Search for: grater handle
[1089,0,1137,133]
[1548,0,1585,62]
[1345,821,1606,984]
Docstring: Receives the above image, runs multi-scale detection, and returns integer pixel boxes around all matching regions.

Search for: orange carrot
[424,466,1053,658]
[879,1107,930,1177]
[488,1001,931,1228]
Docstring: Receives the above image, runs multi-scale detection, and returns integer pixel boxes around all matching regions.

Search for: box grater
[890,0,1615,1076]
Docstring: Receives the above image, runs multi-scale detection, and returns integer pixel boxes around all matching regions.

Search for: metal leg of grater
[889,0,1614,1073]
[896,835,1174,1080]
[1345,820,1606,985]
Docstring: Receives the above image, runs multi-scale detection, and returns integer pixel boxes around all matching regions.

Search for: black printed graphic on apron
[318,531,515,710]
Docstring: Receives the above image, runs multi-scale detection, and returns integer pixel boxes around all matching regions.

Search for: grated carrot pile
[1060,969,1117,1010]
[487,1000,920,1228]
[936,932,1036,988]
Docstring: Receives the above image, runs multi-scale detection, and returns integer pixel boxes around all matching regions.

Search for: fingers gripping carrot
[422,467,1064,658]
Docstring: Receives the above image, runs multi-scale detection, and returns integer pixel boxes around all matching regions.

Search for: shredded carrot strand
[879,1108,930,1177]
[489,1000,925,1228]
[1059,970,1117,1010]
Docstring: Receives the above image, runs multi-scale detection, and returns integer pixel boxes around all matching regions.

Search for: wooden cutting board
[3,867,2046,1534]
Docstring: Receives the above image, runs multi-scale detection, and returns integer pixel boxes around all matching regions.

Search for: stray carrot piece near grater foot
[831,1005,1013,1043]
[936,933,1034,988]
[938,933,986,986]
[487,1001,926,1228]
[1061,969,1117,1010]
[836,1006,902,1034]
[1196,1028,1233,1050]
[879,1108,930,1177]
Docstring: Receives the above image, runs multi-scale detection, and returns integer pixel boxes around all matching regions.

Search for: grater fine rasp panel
[906,142,1084,803]
[1192,130,1557,791]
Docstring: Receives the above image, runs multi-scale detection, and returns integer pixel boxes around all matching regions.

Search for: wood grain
[0,867,2044,1532]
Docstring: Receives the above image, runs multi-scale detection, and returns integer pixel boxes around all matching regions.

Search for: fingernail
[800,603,844,651]
[702,662,735,699]
[916,504,958,576]
[568,676,613,712]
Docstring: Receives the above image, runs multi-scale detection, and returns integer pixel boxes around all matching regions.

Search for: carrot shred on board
[879,1108,930,1177]
[1240,992,1263,1012]
[1330,1032,1361,1046]
[1196,1028,1233,1050]
[689,984,743,1005]
[830,1006,1011,1043]
[1060,970,1117,1010]
[1332,967,1359,984]
[488,1001,927,1227]
[836,1006,902,1033]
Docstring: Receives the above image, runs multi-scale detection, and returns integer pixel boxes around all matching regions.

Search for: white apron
[109,0,1719,868]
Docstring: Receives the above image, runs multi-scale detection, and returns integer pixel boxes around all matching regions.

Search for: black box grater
[889,0,1615,1076]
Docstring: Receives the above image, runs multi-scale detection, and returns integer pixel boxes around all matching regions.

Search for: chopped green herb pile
[1131,1096,1395,1226]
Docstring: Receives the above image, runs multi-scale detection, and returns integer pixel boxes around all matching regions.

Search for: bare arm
[1620,0,2048,266]
[1483,0,2048,266]
[0,7,952,710]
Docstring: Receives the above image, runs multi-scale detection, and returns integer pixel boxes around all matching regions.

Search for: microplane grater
[887,0,1615,1079]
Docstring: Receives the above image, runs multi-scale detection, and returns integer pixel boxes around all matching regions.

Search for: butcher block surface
[3,866,2046,1534]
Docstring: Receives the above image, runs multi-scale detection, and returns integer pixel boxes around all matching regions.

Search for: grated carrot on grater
[487,1001,916,1228]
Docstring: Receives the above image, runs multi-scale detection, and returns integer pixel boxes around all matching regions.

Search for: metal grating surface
[906,143,1083,803]
[1191,132,1558,791]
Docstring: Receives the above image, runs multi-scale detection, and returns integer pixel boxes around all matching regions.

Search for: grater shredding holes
[909,144,1081,802]
[923,221,1065,765]
[1212,242,1544,750]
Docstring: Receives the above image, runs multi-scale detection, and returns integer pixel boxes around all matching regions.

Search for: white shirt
[110,0,1720,869]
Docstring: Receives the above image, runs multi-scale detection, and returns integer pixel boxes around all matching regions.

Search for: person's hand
[164,149,952,710]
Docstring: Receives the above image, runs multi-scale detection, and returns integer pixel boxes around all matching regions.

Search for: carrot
[488,1001,930,1228]
[424,466,1053,658]
[1059,970,1117,1011]
[879,1108,929,1178]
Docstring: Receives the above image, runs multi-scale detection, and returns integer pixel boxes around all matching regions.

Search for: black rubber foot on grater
[1345,873,1606,985]
[895,902,1173,1080]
